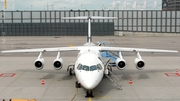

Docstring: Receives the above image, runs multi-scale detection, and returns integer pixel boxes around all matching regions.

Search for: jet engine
[34,52,44,70]
[116,52,126,70]
[116,58,126,70]
[134,52,145,70]
[53,51,63,70]
[53,58,63,70]
[34,58,44,70]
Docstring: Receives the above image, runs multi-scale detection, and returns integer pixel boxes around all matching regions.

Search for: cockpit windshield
[83,65,89,71]
[77,63,102,71]
[90,65,97,71]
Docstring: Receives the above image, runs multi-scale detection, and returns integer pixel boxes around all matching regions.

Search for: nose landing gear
[85,90,94,98]
[75,81,94,98]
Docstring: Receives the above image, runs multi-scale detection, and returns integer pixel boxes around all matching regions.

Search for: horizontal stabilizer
[61,16,117,20]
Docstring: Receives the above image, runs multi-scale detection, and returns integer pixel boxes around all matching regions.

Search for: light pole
[47,3,48,10]
[46,3,52,10]
[51,4,54,10]
[31,5,33,11]
[102,4,104,10]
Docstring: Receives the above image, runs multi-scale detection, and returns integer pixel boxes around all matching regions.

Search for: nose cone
[82,78,97,90]
[79,72,103,90]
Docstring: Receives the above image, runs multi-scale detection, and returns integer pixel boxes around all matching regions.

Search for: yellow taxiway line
[88,97,92,101]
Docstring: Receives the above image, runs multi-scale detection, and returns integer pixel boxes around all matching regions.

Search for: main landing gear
[75,81,81,88]
[69,68,73,75]
[85,90,94,98]
[67,63,75,75]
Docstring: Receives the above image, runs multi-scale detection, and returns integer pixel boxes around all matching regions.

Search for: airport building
[0,10,180,36]
[162,0,180,10]
[168,0,180,10]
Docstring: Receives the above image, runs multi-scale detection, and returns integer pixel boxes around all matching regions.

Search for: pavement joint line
[130,80,140,100]
[0,60,13,94]
[156,68,180,93]
[0,64,33,96]
[121,70,140,100]
[0,61,13,74]
[39,70,58,101]
[160,57,177,69]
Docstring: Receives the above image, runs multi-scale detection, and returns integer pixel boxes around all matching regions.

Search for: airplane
[1,16,178,98]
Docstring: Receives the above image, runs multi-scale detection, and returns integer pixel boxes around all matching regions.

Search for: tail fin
[61,16,117,45]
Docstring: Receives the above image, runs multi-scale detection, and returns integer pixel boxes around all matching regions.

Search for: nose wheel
[85,91,94,98]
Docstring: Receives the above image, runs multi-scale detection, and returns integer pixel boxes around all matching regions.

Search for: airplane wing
[2,46,178,53]
[1,47,79,53]
[100,47,178,53]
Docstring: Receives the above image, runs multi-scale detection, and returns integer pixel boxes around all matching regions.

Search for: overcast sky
[0,0,162,11]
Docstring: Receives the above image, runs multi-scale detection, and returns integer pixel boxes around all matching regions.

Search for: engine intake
[34,58,44,70]
[116,58,126,70]
[53,58,63,70]
[134,58,145,70]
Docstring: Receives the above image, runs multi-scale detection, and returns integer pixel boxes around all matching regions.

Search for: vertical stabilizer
[61,16,117,45]
[87,16,92,44]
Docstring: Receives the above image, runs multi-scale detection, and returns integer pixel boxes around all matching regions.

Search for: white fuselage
[74,44,104,90]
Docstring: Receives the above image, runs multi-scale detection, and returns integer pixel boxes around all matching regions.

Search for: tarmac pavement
[0,36,180,101]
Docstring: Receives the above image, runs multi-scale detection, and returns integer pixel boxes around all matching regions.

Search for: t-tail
[61,16,117,45]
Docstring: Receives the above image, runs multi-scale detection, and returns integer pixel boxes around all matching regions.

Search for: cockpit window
[97,64,102,70]
[77,64,89,71]
[90,65,97,71]
[83,65,89,71]
[77,64,83,70]
[77,64,102,71]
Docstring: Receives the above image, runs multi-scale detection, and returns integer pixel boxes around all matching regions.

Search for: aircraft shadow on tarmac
[61,74,73,80]
[120,73,150,80]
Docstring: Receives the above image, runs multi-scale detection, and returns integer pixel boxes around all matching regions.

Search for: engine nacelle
[53,58,63,70]
[134,58,145,70]
[116,58,126,70]
[34,58,45,70]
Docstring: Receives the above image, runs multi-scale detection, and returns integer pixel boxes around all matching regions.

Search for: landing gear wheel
[69,68,73,75]
[75,81,81,88]
[85,91,94,98]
